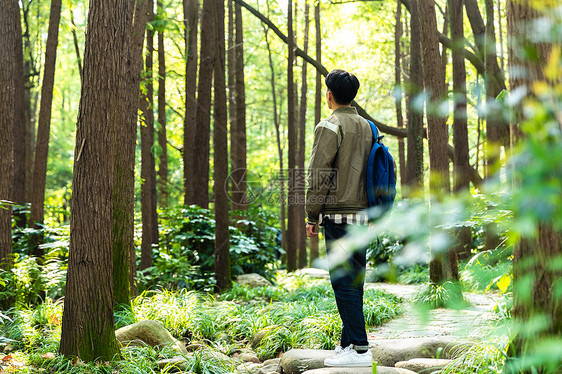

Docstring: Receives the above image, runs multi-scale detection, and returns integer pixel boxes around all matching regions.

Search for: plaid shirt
[319,211,370,226]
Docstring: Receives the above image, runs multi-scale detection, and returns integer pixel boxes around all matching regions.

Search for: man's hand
[306,223,318,237]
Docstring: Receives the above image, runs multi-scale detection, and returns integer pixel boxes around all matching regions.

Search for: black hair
[325,69,360,105]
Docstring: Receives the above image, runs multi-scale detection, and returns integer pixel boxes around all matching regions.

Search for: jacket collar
[332,106,358,115]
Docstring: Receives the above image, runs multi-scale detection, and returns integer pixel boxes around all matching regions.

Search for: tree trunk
[464,0,509,154]
[395,0,407,193]
[22,2,36,209]
[309,1,321,264]
[0,0,16,279]
[297,2,310,269]
[183,0,199,205]
[230,3,248,211]
[228,0,236,207]
[192,0,215,209]
[418,0,456,284]
[449,0,472,262]
[406,0,424,192]
[263,20,287,257]
[30,0,62,254]
[506,2,560,370]
[286,0,297,272]
[59,0,130,361]
[116,0,150,303]
[12,0,26,227]
[214,0,231,291]
[140,0,158,271]
[157,0,169,209]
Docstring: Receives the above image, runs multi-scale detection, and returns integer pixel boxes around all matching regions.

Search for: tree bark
[12,0,26,227]
[30,0,62,254]
[263,20,287,256]
[228,0,236,207]
[309,1,321,264]
[406,0,424,191]
[230,3,248,211]
[418,0,456,284]
[183,0,199,205]
[192,0,215,209]
[506,2,560,369]
[395,0,407,193]
[59,0,130,361]
[449,0,472,262]
[297,2,310,269]
[140,0,158,271]
[464,0,509,154]
[157,0,169,209]
[0,0,16,279]
[286,0,297,272]
[214,0,231,291]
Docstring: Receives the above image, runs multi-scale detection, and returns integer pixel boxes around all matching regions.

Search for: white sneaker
[324,346,372,367]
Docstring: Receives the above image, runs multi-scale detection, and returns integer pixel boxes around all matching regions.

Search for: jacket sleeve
[305,121,341,224]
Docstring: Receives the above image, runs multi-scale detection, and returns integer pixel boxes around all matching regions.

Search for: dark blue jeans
[323,218,369,349]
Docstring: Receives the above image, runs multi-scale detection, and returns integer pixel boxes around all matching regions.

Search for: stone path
[365,283,500,341]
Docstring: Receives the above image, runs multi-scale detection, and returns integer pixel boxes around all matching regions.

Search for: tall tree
[30,0,62,254]
[406,0,424,192]
[286,0,297,272]
[192,0,215,209]
[157,0,169,209]
[297,1,310,269]
[0,0,16,283]
[183,0,199,204]
[464,0,509,157]
[230,2,248,212]
[418,0,457,284]
[309,0,321,264]
[214,0,231,290]
[21,1,37,208]
[228,0,236,201]
[449,0,472,260]
[12,0,27,226]
[116,0,150,302]
[263,20,287,254]
[395,0,407,192]
[506,1,561,370]
[140,0,158,271]
[59,0,132,360]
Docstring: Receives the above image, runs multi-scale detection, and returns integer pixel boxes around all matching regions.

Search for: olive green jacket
[305,106,373,225]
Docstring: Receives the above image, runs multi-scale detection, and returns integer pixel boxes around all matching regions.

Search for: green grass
[0,272,403,372]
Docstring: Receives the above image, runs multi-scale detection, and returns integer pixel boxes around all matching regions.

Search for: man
[305,69,373,367]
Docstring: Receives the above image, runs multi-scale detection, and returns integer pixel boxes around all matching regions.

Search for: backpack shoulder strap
[365,119,378,141]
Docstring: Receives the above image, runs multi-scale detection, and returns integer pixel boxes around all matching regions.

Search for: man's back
[305,105,372,224]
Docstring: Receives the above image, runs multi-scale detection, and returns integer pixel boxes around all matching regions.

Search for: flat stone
[239,352,261,363]
[156,356,187,370]
[263,358,281,366]
[115,320,187,355]
[236,274,272,288]
[280,349,333,374]
[258,362,283,374]
[395,358,453,372]
[297,268,330,279]
[237,362,264,374]
[301,367,417,374]
[370,337,468,367]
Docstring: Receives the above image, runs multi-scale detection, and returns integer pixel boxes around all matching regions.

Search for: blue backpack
[365,119,396,218]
